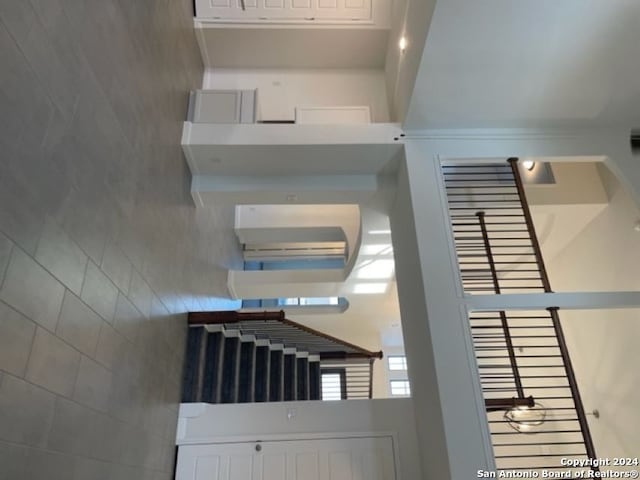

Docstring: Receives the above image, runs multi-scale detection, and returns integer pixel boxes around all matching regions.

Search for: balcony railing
[443,158,598,476]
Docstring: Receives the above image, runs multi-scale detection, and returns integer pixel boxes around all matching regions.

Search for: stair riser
[183,327,323,405]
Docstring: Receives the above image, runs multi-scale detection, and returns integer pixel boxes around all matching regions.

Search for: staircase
[182,311,382,404]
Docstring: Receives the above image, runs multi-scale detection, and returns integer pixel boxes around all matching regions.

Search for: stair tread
[296,357,309,401]
[238,341,255,403]
[269,350,284,402]
[202,332,223,403]
[309,361,321,400]
[254,345,270,402]
[283,353,296,402]
[181,327,204,402]
[220,336,240,403]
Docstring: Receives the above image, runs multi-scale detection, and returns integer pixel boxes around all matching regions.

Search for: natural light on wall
[353,283,387,294]
[361,244,393,255]
[356,259,394,279]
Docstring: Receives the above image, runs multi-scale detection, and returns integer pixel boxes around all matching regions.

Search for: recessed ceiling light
[399,37,407,52]
[353,283,388,294]
[522,160,536,171]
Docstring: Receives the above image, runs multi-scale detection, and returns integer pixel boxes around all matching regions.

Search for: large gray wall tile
[0,232,12,285]
[0,0,36,45]
[0,0,226,475]
[0,374,55,447]
[46,396,97,457]
[73,355,112,412]
[0,248,64,331]
[0,440,28,479]
[128,269,152,319]
[101,242,132,293]
[25,327,81,396]
[24,448,76,480]
[81,261,118,323]
[90,413,125,463]
[35,218,88,295]
[81,260,118,323]
[113,293,142,343]
[56,291,103,357]
[0,301,36,377]
[95,322,128,371]
[73,457,113,480]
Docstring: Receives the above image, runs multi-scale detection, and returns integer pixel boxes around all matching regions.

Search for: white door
[176,436,396,480]
[195,0,371,21]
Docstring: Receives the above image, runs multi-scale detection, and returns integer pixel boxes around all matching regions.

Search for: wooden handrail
[509,157,598,470]
[188,310,285,324]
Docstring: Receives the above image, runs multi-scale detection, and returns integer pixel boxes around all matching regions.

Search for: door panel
[177,437,395,480]
[196,0,371,21]
[261,452,286,480]
[328,452,352,480]
[194,456,221,480]
[294,452,320,480]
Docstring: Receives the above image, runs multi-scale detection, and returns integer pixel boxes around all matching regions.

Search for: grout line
[0,240,14,292]
[78,253,91,300]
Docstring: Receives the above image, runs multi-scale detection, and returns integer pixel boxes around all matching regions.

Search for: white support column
[388,129,640,480]
[390,142,495,480]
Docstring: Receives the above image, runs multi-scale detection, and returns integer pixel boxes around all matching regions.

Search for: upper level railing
[443,158,598,477]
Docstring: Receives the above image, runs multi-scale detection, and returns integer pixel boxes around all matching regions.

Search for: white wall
[541,164,640,292]
[203,68,390,122]
[177,399,423,480]
[233,204,402,399]
[292,283,401,398]
[404,0,640,129]
[236,204,361,261]
[537,165,640,458]
[527,161,609,262]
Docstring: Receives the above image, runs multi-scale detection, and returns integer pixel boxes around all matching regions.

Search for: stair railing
[442,159,598,476]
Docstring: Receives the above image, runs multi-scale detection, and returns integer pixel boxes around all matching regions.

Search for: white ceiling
[403,0,640,129]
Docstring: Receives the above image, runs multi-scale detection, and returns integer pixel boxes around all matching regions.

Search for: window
[280,297,300,306]
[321,368,346,400]
[300,297,339,306]
[278,297,339,306]
[390,380,411,397]
[388,355,407,371]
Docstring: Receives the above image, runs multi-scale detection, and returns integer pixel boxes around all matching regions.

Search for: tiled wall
[0,0,241,478]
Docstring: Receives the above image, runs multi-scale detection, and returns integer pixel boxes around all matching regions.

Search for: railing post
[368,358,374,399]
[507,158,553,292]
[509,157,599,470]
[476,211,525,399]
[548,307,599,466]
